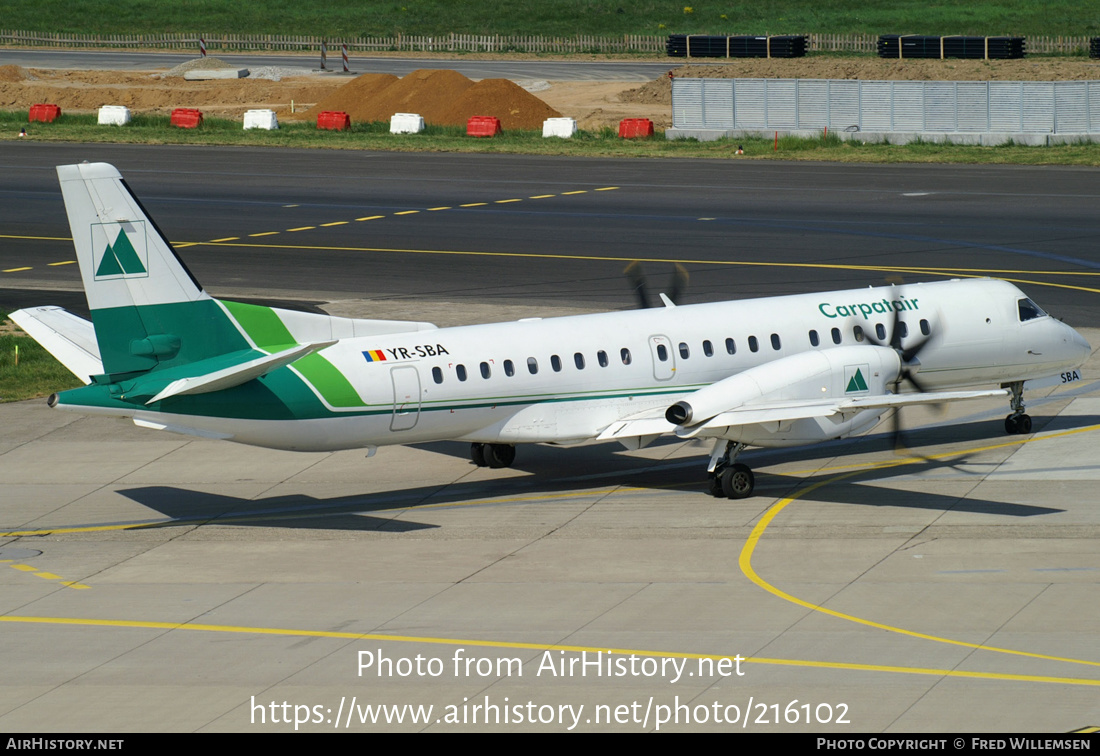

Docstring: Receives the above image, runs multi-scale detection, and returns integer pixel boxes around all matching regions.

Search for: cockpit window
[1018,298,1046,322]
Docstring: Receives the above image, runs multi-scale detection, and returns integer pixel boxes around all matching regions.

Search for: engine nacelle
[666,345,902,427]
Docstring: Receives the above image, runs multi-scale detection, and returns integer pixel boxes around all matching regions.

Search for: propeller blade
[624,261,652,309]
[666,263,689,305]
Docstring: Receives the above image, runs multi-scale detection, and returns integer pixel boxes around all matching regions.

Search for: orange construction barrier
[467,116,502,137]
[170,108,203,128]
[618,118,655,139]
[28,104,61,123]
[317,111,351,131]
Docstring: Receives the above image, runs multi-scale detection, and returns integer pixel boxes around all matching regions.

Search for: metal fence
[672,78,1100,133]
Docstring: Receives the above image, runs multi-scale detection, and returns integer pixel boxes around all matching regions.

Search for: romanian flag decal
[363,349,387,362]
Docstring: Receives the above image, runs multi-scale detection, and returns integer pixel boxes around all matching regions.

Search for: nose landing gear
[1003,381,1032,435]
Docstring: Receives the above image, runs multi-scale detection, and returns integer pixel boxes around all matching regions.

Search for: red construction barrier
[467,116,502,137]
[28,103,61,123]
[317,110,351,131]
[618,118,655,139]
[170,108,203,128]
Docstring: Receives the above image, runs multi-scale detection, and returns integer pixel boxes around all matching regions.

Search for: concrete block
[184,69,249,81]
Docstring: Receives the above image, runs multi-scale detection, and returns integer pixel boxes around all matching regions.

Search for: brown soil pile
[0,69,341,116]
[439,78,561,130]
[287,72,399,121]
[294,68,559,128]
[625,58,1100,106]
[371,69,475,123]
[295,69,473,123]
[0,65,32,83]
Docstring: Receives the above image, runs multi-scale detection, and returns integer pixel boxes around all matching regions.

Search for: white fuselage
[118,278,1090,452]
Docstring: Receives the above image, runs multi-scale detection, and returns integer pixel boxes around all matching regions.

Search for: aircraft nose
[1063,323,1092,365]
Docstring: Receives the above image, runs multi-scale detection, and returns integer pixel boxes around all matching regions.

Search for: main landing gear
[470,442,516,468]
[1003,381,1032,435]
[707,441,755,499]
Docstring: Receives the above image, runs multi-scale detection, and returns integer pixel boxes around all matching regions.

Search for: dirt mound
[293,69,559,128]
[371,69,475,123]
[296,69,475,124]
[159,56,237,78]
[438,78,561,130]
[0,65,32,83]
[289,73,400,121]
[620,74,671,105]
[0,69,342,117]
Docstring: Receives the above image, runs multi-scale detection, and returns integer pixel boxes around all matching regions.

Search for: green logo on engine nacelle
[845,366,869,393]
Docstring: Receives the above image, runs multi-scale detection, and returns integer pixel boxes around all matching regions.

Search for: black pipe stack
[877,35,1026,59]
[667,35,808,58]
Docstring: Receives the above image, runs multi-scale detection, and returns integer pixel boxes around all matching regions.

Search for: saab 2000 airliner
[11,163,1092,498]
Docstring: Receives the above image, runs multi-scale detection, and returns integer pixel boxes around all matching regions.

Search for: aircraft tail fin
[57,162,246,376]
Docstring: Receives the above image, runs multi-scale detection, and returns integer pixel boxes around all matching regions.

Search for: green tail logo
[845,367,869,393]
[95,224,148,279]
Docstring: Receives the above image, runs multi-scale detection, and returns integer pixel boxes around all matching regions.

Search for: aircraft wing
[678,388,1010,436]
[596,411,675,442]
[597,388,1010,442]
[8,306,103,383]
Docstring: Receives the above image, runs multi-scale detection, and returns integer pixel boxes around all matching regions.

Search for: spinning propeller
[624,261,689,308]
[861,285,941,452]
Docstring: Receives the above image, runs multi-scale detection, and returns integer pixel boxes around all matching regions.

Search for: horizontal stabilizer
[9,307,103,383]
[146,340,336,404]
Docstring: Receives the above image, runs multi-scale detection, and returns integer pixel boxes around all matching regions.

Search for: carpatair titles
[818,296,919,320]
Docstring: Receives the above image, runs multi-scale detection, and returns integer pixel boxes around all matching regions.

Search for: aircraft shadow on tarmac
[113,412,1100,530]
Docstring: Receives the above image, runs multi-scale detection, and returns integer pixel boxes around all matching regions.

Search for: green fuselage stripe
[221,300,296,350]
[292,352,364,407]
[220,299,364,408]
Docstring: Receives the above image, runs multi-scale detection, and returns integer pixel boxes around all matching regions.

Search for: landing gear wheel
[720,463,755,499]
[470,443,487,467]
[1006,413,1032,434]
[484,443,516,469]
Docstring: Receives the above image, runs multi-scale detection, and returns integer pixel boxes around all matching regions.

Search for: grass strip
[4,1,1099,38]
[6,112,1100,166]
[0,314,83,402]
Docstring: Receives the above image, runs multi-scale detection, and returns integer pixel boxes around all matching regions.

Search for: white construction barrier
[97,105,131,126]
[243,109,279,130]
[390,113,425,134]
[542,117,577,138]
